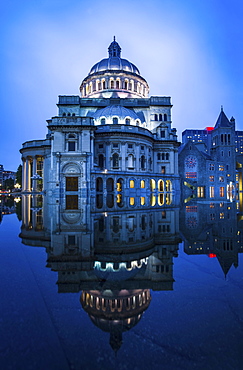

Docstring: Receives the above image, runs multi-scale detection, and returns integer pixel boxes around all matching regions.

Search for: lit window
[140,180,145,188]
[209,164,215,170]
[219,176,224,182]
[220,186,224,197]
[209,176,214,182]
[220,212,224,219]
[197,186,204,198]
[130,180,135,188]
[210,186,215,198]
[130,197,135,206]
[219,165,224,171]
[140,197,145,205]
[186,172,197,178]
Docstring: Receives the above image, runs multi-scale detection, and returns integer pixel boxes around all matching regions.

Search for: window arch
[116,80,120,89]
[110,80,114,89]
[166,180,172,192]
[166,153,169,160]
[101,118,106,125]
[130,179,135,188]
[124,80,128,89]
[68,134,76,139]
[113,117,118,124]
[158,180,164,191]
[159,114,163,121]
[125,118,130,125]
[164,113,167,121]
[102,80,106,89]
[112,153,119,168]
[140,180,145,188]
[96,177,103,192]
[154,114,158,121]
[62,113,66,117]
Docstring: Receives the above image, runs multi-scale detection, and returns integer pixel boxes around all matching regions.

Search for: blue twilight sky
[1,0,243,171]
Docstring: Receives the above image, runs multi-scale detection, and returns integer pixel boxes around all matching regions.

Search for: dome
[89,37,140,76]
[80,37,149,99]
[89,58,140,76]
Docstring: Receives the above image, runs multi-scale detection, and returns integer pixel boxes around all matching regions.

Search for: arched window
[130,180,135,188]
[154,114,158,121]
[68,134,76,138]
[140,180,145,188]
[112,153,119,168]
[110,80,114,89]
[141,155,145,170]
[102,80,106,89]
[113,117,118,124]
[127,154,134,169]
[136,120,140,126]
[159,114,162,121]
[101,118,106,125]
[67,113,71,117]
[162,153,165,160]
[62,113,66,117]
[72,113,75,117]
[98,154,104,169]
[116,80,119,89]
[124,81,128,89]
[166,153,169,160]
[158,180,164,191]
[125,118,130,125]
[157,153,161,160]
[106,178,114,192]
[98,82,101,90]
[164,114,167,121]
[96,178,103,192]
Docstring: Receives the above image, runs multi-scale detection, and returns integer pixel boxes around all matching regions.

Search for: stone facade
[20,38,180,206]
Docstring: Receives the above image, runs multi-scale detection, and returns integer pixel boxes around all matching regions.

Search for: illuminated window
[162,166,166,174]
[209,164,215,170]
[150,195,156,206]
[186,172,197,178]
[219,165,224,171]
[130,197,135,206]
[130,180,135,188]
[140,197,145,205]
[219,176,224,182]
[197,186,204,198]
[158,193,164,206]
[210,186,215,198]
[209,176,214,182]
[140,180,145,188]
[220,212,224,219]
[66,177,78,191]
[220,186,225,197]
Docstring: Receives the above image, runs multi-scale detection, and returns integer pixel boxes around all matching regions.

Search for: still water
[1,194,243,369]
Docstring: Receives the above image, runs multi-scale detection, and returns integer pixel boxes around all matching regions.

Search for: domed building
[20,38,180,207]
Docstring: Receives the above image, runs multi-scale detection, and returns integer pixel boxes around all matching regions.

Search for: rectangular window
[66,195,78,210]
[209,176,214,182]
[209,164,215,170]
[161,166,166,174]
[128,144,133,149]
[66,177,78,191]
[219,165,224,171]
[186,206,197,212]
[197,186,204,198]
[186,172,197,178]
[68,142,75,151]
[161,131,165,138]
[99,144,103,149]
[113,143,118,148]
[141,145,144,150]
[219,176,224,182]
[220,186,225,197]
[68,235,75,245]
[210,186,215,198]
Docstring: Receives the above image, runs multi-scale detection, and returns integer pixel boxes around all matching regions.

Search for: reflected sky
[1,193,243,369]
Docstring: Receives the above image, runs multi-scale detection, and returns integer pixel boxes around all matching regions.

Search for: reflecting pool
[1,194,243,369]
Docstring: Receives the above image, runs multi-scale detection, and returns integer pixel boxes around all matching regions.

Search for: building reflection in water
[18,192,243,351]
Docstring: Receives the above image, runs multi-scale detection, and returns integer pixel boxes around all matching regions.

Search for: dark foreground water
[1,195,243,370]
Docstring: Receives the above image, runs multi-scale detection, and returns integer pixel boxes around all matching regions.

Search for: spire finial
[221,105,223,112]
[114,36,116,42]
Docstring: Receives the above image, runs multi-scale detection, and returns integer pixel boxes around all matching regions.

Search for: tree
[4,178,14,190]
[16,164,22,187]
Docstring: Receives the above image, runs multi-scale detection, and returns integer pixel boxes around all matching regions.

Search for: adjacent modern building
[20,38,180,207]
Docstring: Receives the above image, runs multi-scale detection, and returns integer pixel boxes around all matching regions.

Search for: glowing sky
[1,0,243,170]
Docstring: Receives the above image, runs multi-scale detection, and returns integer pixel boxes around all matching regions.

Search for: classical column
[32,156,37,191]
[22,158,26,191]
[25,157,31,191]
